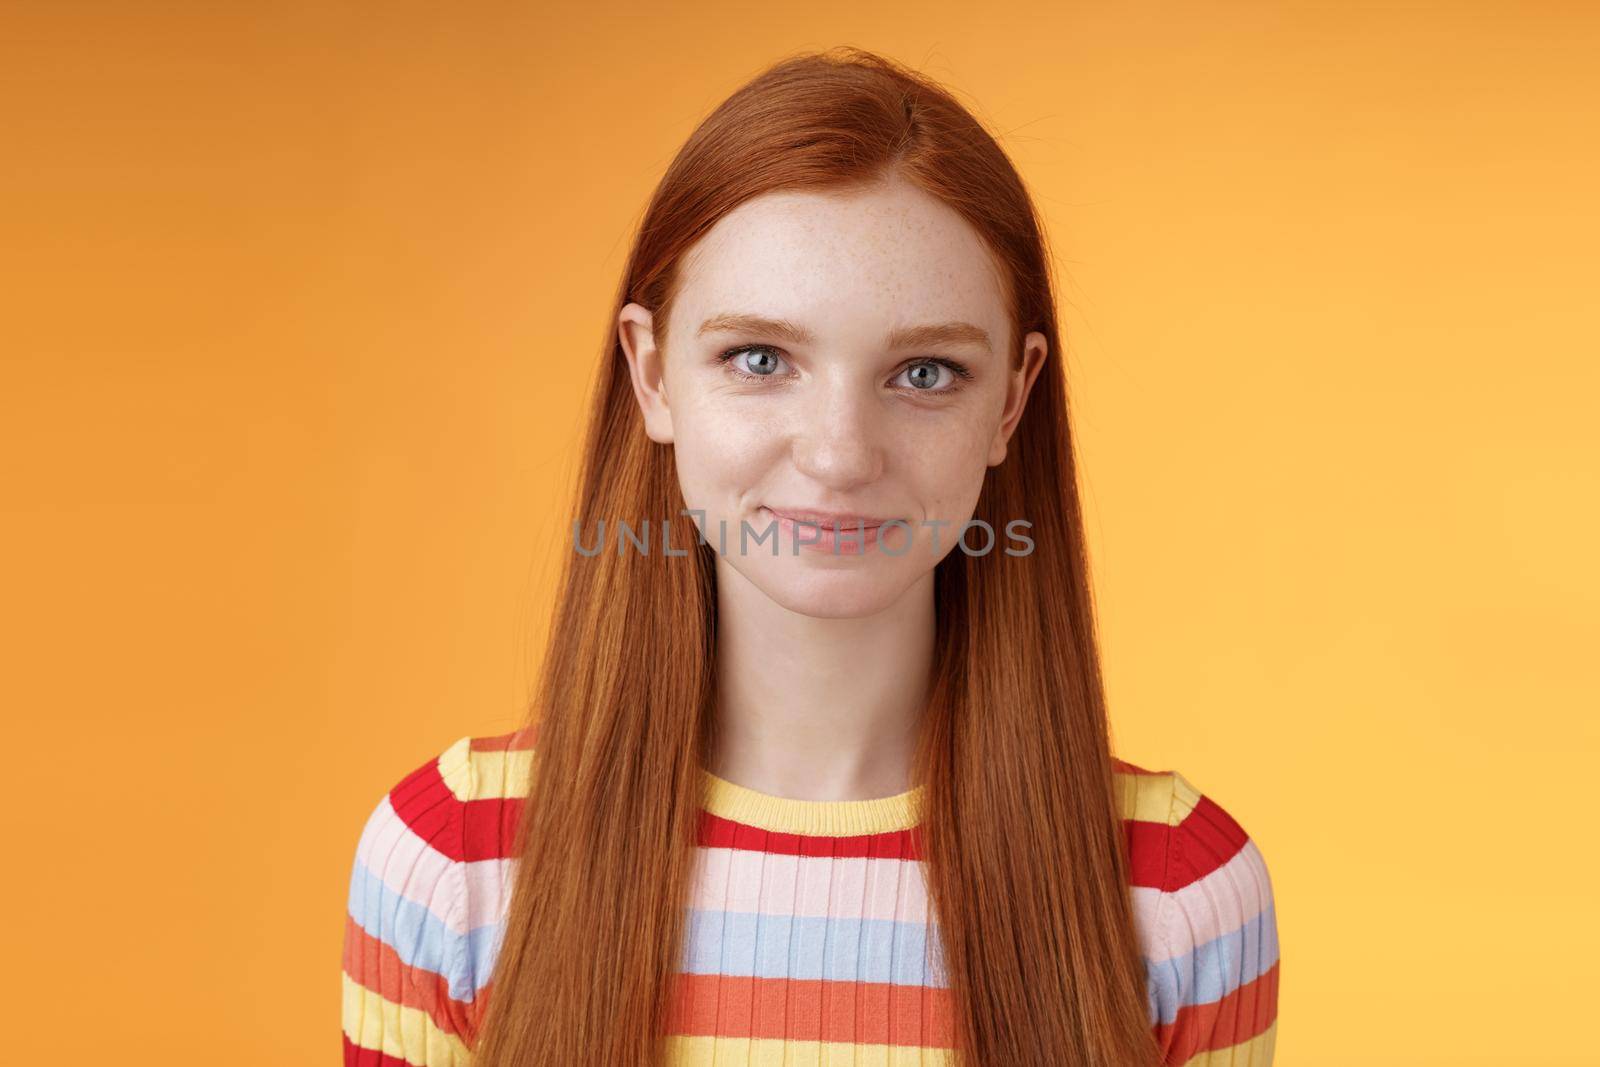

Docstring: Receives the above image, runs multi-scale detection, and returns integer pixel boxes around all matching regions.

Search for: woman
[342,47,1279,1067]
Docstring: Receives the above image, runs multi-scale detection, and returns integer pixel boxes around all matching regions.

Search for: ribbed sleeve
[340,739,484,1067]
[1146,771,1280,1066]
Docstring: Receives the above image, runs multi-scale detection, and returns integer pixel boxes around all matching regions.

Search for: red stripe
[1123,819,1172,888]
[1112,757,1163,776]
[420,741,1181,877]
[1154,958,1280,1062]
[665,971,955,1046]
[463,795,524,860]
[400,793,1178,873]
[341,914,480,1043]
[697,809,925,859]
[1122,792,1253,892]
[386,758,465,859]
[1164,794,1250,890]
[384,754,523,863]
[469,725,538,752]
[383,745,1230,896]
[344,1033,419,1067]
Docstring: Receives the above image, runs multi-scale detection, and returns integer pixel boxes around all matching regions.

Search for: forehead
[671,179,1009,339]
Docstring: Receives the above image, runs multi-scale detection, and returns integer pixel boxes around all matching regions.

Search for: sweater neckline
[698,768,924,836]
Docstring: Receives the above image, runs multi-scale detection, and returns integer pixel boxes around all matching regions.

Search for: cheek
[892,416,995,523]
[668,402,775,506]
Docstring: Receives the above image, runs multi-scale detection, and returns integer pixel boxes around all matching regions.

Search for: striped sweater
[342,730,1279,1066]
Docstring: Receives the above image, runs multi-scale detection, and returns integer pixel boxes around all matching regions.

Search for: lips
[762,506,893,528]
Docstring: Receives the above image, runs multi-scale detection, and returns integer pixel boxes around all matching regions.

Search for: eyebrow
[696,313,992,353]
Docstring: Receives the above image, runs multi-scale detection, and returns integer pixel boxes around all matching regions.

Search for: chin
[758,567,912,620]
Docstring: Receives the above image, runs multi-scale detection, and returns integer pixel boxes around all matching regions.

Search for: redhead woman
[341,47,1279,1067]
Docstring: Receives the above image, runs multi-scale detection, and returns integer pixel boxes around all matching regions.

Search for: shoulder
[356,727,534,865]
[1111,758,1264,893]
[340,728,535,1063]
[1112,758,1280,1066]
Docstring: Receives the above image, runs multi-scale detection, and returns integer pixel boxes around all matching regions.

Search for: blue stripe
[346,856,478,1001]
[1143,901,1279,1023]
[682,907,948,987]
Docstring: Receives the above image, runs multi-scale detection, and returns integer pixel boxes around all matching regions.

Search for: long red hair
[472,46,1161,1066]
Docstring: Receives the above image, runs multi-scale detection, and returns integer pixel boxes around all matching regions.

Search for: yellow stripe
[473,745,532,797]
[341,972,473,1067]
[701,770,924,835]
[1175,1018,1278,1066]
[444,737,1195,833]
[663,1034,955,1066]
[436,736,474,801]
[437,737,533,802]
[1166,769,1203,824]
[1112,769,1188,825]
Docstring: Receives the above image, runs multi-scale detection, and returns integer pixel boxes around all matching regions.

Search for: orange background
[4,3,1596,1064]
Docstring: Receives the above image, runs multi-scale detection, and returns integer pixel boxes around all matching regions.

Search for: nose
[788,369,886,489]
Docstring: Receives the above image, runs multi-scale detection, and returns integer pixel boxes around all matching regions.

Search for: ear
[617,302,674,445]
[988,330,1048,466]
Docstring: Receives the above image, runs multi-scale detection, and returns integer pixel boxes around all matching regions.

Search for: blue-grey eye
[906,362,941,389]
[745,349,780,375]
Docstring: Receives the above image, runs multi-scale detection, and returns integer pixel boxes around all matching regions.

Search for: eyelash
[715,344,974,394]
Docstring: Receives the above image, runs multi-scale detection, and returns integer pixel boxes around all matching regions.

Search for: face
[617,174,1047,619]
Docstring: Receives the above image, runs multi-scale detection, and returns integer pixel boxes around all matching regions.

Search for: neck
[708,563,934,802]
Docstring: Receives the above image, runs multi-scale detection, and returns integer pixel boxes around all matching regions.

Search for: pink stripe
[687,845,931,924]
[1130,839,1273,961]
[356,795,513,934]
[699,811,923,859]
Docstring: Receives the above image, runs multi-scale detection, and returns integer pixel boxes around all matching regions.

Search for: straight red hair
[472,47,1162,1066]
